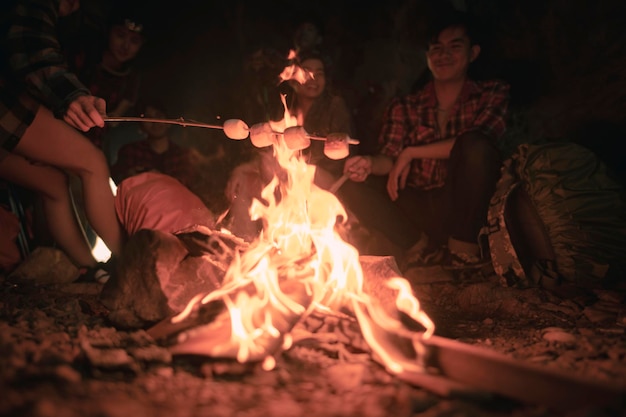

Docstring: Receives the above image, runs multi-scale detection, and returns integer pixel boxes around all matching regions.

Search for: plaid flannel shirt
[5,0,89,117]
[379,79,510,190]
[1,0,89,157]
[111,140,197,190]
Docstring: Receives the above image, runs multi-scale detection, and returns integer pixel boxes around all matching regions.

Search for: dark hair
[295,48,334,79]
[138,97,169,118]
[426,9,481,46]
[107,2,147,38]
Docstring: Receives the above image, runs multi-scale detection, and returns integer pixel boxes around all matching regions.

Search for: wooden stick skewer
[103,116,360,145]
[103,116,223,130]
[328,173,350,194]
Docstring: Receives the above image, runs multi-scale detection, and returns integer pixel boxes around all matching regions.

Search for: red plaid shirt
[379,79,510,189]
[111,140,197,189]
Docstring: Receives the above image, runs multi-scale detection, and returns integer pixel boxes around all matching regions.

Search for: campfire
[152,71,435,375]
[96,52,623,414]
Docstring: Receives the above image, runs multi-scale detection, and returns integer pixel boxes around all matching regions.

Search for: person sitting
[0,0,124,275]
[110,99,198,190]
[221,48,355,241]
[73,5,147,157]
[62,4,147,250]
[339,9,510,271]
[287,48,355,189]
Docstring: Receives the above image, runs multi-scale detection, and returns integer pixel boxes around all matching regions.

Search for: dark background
[66,0,626,178]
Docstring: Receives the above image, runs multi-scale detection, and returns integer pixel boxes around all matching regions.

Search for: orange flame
[171,52,434,375]
[278,49,314,85]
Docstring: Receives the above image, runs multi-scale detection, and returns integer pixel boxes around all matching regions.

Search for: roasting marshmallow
[323,133,350,160]
[249,122,275,148]
[283,126,310,150]
[223,119,249,140]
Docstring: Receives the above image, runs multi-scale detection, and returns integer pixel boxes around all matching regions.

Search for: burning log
[154,278,313,368]
[414,335,625,412]
[125,72,436,379]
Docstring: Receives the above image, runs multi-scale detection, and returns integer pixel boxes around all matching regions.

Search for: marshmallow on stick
[324,133,350,160]
[283,126,311,151]
[104,117,361,151]
[249,123,275,147]
[223,119,250,140]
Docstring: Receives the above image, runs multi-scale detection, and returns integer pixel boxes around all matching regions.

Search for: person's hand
[225,163,263,203]
[386,151,412,201]
[64,95,106,132]
[343,155,372,182]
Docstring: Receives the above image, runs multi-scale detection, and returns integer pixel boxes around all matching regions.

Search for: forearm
[369,154,394,176]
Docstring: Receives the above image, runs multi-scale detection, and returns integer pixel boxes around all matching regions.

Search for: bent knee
[37,169,71,201]
[73,150,111,179]
[451,131,499,164]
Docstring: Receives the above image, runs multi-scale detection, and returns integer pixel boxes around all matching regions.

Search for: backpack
[482,142,626,289]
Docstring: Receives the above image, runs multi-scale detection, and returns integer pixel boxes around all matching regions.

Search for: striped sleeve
[6,0,89,118]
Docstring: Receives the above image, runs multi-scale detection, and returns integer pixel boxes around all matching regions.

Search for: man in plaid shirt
[340,9,510,271]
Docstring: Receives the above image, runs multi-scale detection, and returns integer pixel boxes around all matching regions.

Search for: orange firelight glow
[169,53,435,376]
[278,49,314,86]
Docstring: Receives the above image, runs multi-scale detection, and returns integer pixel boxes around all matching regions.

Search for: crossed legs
[0,106,124,266]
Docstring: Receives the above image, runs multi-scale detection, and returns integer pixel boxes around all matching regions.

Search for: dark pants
[338,131,501,251]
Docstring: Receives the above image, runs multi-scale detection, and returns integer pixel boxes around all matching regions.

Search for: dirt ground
[1,251,624,417]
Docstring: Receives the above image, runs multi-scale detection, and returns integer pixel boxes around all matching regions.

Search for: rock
[582,306,616,324]
[54,364,82,383]
[541,328,576,344]
[8,247,78,285]
[81,342,136,371]
[100,227,242,329]
[360,256,405,318]
[593,289,626,304]
[129,345,172,364]
[99,229,187,329]
[540,302,580,317]
[325,363,367,392]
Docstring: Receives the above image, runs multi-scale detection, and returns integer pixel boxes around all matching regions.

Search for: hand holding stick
[328,173,350,194]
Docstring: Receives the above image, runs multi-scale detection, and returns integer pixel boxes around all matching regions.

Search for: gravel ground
[1,251,625,417]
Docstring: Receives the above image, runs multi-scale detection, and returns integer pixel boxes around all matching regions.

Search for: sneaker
[442,250,491,271]
[75,258,116,284]
[402,243,447,270]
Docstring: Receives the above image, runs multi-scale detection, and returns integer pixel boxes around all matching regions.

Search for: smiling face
[296,58,326,100]
[141,105,169,138]
[58,0,80,16]
[426,25,480,83]
[108,23,144,65]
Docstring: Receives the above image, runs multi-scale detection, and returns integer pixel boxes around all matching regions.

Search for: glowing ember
[169,53,435,376]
